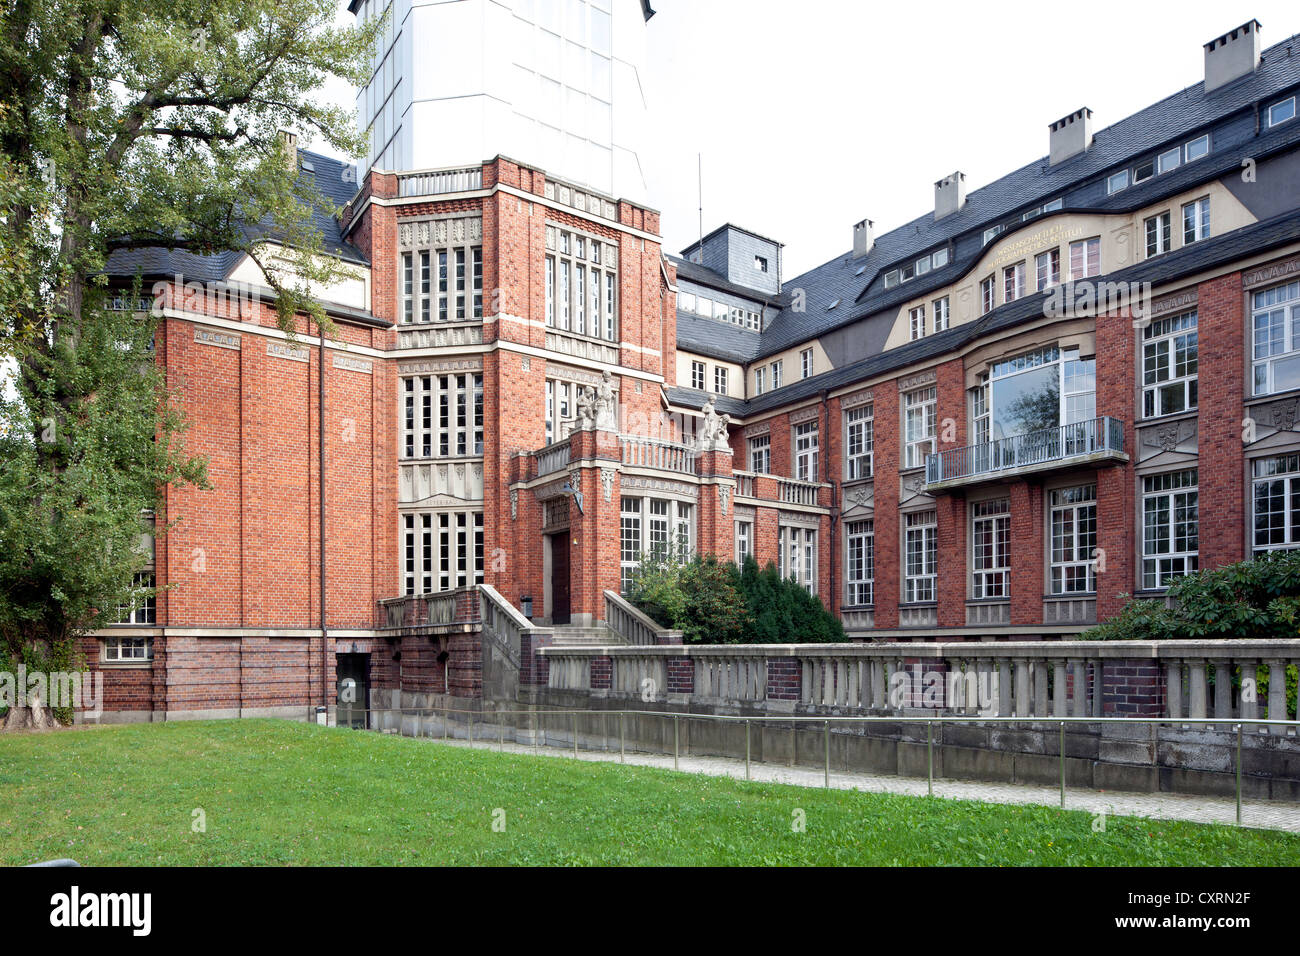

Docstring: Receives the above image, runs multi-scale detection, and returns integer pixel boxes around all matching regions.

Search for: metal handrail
[926,415,1124,484]
[333,704,1300,825]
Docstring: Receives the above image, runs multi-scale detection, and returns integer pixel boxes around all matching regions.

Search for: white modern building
[349,0,655,199]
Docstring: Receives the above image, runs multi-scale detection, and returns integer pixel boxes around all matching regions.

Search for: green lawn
[0,719,1296,866]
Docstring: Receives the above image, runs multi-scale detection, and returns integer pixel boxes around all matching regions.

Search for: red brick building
[90,19,1300,721]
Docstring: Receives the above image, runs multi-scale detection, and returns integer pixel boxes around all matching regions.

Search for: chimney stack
[934,172,966,220]
[1204,20,1262,93]
[853,219,874,259]
[280,130,299,171]
[1049,108,1093,165]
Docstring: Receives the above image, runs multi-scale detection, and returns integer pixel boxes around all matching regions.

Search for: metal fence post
[1236,722,1243,826]
[469,711,475,747]
[572,712,578,759]
[498,715,504,752]
[927,721,933,797]
[443,707,448,743]
[1059,721,1065,808]
[619,712,625,763]
[674,715,679,771]
[745,719,751,781]
[824,720,830,788]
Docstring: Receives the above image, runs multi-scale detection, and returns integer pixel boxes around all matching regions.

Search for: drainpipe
[821,389,837,616]
[319,327,328,708]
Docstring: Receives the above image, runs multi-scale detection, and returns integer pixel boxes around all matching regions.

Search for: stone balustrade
[619,435,697,475]
[604,590,683,645]
[535,640,1300,724]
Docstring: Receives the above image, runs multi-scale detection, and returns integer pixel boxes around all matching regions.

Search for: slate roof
[669,206,1300,418]
[104,147,369,281]
[675,32,1300,364]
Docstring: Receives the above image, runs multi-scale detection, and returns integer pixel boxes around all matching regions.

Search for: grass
[0,719,1297,866]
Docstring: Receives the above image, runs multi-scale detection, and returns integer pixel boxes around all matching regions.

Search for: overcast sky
[318,0,1300,278]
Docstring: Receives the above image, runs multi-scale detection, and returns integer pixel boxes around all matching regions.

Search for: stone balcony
[925,416,1127,492]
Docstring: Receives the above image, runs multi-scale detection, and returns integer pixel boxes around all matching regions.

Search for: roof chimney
[853,219,874,259]
[279,130,299,171]
[934,172,966,220]
[1049,107,1093,165]
[1204,19,1262,93]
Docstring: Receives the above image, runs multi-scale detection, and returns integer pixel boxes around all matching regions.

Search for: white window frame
[1068,237,1100,280]
[1253,454,1300,555]
[933,296,950,332]
[547,227,618,341]
[771,360,783,389]
[903,386,937,470]
[844,519,874,607]
[1145,211,1171,258]
[794,421,819,482]
[748,433,771,474]
[402,510,484,595]
[103,634,154,662]
[1141,310,1198,418]
[1003,261,1025,303]
[980,275,995,315]
[1049,484,1097,595]
[909,305,926,341]
[714,366,729,394]
[1142,469,1199,589]
[545,378,576,444]
[778,525,817,595]
[1251,280,1300,396]
[115,571,156,626]
[1268,96,1297,128]
[1182,197,1211,245]
[800,348,814,379]
[403,373,483,459]
[619,496,696,593]
[1106,170,1129,194]
[970,499,1010,600]
[691,361,706,391]
[753,367,766,395]
[735,519,753,564]
[844,404,874,480]
[1035,248,1060,290]
[903,510,937,604]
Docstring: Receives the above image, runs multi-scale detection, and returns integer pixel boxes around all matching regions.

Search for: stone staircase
[547,624,627,648]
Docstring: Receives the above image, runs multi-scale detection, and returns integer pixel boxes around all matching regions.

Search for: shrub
[628,552,844,644]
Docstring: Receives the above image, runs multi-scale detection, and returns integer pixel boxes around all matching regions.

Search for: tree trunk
[1,700,59,732]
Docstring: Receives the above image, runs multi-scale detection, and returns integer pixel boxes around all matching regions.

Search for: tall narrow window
[402,253,413,323]
[845,520,874,606]
[1142,470,1198,588]
[794,421,819,481]
[1252,454,1300,554]
[1003,261,1025,303]
[778,525,817,594]
[714,366,728,394]
[1142,310,1198,417]
[1145,211,1171,257]
[749,434,770,474]
[970,499,1010,599]
[1252,280,1300,395]
[801,348,814,378]
[735,520,753,564]
[1036,249,1060,290]
[754,367,766,395]
[1069,237,1100,280]
[933,296,950,332]
[980,275,995,315]
[845,404,874,480]
[771,360,783,388]
[1182,197,1211,245]
[1049,484,1097,594]
[909,305,926,341]
[903,386,937,470]
[904,510,937,603]
[691,361,705,391]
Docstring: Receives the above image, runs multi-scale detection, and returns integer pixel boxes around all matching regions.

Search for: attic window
[827,299,840,311]
[855,265,867,277]
[300,160,315,172]
[755,256,769,273]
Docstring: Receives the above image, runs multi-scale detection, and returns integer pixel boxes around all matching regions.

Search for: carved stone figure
[594,369,618,431]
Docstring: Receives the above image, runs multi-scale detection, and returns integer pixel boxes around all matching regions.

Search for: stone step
[548,625,627,648]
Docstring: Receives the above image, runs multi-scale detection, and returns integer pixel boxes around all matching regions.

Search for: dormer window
[1133,160,1154,184]
[1107,170,1129,194]
[1268,96,1296,127]
[754,255,769,273]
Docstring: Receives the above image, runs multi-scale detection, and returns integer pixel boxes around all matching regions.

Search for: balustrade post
[1070,659,1086,718]
[1032,660,1049,718]
[1268,659,1289,729]
[1214,661,1233,719]
[1165,660,1183,721]
[1014,659,1031,718]
[1053,661,1068,717]
[997,659,1012,717]
[871,660,885,709]
[1188,660,1209,721]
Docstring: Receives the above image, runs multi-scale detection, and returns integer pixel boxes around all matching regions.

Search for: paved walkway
[415,731,1300,833]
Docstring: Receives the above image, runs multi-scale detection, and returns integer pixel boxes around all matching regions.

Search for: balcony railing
[397,166,483,198]
[535,439,571,477]
[926,416,1125,488]
[619,435,697,475]
[733,471,756,498]
[778,477,820,506]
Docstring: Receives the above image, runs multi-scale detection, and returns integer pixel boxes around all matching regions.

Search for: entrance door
[550,531,571,625]
[336,653,370,729]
